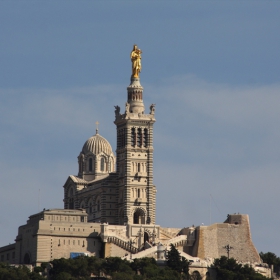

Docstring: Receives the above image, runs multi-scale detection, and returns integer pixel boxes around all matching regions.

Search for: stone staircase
[107,235,139,254]
[122,235,188,260]
[123,245,158,260]
[160,228,179,239]
[163,235,187,247]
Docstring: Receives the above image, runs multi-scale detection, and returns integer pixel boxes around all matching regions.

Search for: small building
[14,209,101,266]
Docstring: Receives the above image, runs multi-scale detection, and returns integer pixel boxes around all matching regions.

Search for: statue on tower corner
[114,105,120,117]
[150,104,155,115]
[130,44,142,78]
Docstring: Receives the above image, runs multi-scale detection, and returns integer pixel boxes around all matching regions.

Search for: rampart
[188,214,260,263]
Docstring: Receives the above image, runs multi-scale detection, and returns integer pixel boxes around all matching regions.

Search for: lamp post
[128,239,135,260]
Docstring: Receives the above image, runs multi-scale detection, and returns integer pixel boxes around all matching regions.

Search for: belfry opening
[133,208,145,224]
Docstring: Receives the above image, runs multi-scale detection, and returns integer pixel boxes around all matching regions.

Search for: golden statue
[130,44,142,78]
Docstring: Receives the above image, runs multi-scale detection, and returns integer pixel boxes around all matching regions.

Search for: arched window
[131,128,136,146]
[69,188,74,209]
[191,271,201,280]
[144,232,149,243]
[23,253,31,264]
[133,208,145,224]
[89,203,92,213]
[69,198,74,209]
[89,158,93,172]
[69,188,73,197]
[144,128,148,147]
[97,200,101,211]
[79,159,83,173]
[101,158,105,171]
[119,208,124,224]
[80,202,85,210]
[137,128,142,147]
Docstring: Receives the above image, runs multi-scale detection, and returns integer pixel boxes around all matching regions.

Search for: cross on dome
[95,121,99,134]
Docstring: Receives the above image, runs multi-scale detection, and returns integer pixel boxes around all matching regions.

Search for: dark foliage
[260,251,280,276]
[48,252,190,280]
[0,262,44,280]
[166,244,190,276]
[212,256,272,280]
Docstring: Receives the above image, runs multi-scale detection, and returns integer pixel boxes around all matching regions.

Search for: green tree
[131,257,158,276]
[260,251,280,276]
[189,270,202,280]
[0,263,44,280]
[54,271,73,280]
[166,244,190,278]
[112,271,134,280]
[181,256,190,275]
[101,257,133,276]
[212,256,271,280]
[87,256,104,277]
[166,244,182,272]
[70,256,89,278]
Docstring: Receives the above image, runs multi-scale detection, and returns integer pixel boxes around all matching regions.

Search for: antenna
[38,188,41,212]
[209,194,222,224]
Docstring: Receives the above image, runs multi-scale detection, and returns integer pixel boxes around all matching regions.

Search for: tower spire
[114,45,156,226]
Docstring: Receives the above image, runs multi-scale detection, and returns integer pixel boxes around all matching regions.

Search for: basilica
[63,72,156,227]
[0,46,269,279]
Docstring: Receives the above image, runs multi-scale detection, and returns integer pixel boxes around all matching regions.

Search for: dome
[82,131,113,156]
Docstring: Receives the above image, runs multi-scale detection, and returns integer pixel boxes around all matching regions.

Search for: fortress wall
[191,215,260,263]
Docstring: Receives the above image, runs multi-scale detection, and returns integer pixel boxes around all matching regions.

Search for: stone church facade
[63,75,156,227]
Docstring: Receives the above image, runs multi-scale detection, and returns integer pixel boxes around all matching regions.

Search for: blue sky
[1,1,280,256]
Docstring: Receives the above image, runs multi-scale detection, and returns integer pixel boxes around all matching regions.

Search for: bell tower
[114,45,156,225]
